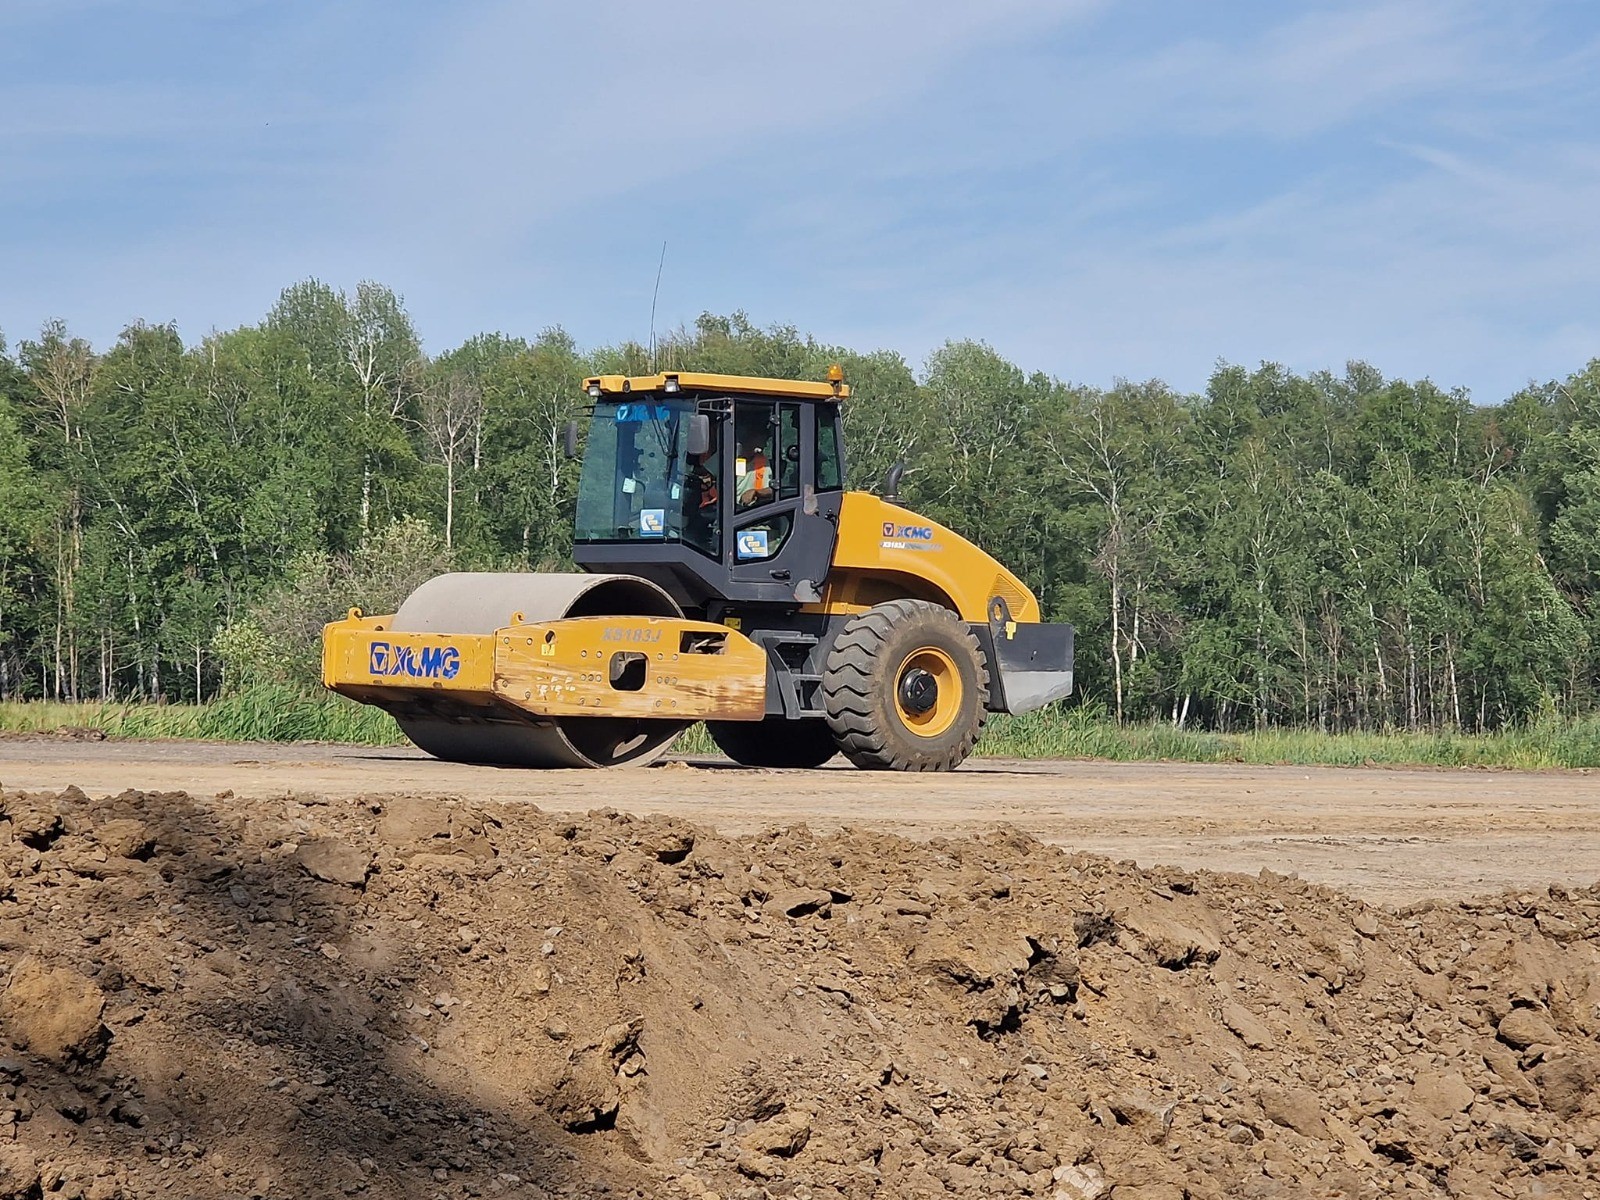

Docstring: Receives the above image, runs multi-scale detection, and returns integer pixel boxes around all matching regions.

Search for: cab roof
[582,368,850,402]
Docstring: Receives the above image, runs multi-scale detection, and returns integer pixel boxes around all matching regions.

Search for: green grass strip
[0,688,403,746]
[2,693,1596,768]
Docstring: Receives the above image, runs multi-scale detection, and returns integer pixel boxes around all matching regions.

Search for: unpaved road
[2,738,1596,903]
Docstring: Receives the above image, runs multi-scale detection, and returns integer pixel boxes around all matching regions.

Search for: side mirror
[686,413,711,458]
[563,419,580,460]
[883,461,905,504]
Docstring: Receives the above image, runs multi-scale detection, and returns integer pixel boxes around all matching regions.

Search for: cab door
[726,400,838,600]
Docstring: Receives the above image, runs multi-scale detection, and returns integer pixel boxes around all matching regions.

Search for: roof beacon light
[827,363,845,392]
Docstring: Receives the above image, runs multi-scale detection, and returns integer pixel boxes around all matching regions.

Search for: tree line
[0,280,1595,732]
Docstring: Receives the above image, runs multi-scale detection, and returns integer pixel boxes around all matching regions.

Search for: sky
[2,0,1598,402]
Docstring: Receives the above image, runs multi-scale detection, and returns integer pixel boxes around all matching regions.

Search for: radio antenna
[648,240,667,370]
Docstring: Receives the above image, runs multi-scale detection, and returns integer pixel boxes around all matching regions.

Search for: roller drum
[393,572,681,633]
[389,572,690,768]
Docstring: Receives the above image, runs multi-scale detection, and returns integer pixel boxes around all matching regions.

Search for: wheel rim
[894,646,962,738]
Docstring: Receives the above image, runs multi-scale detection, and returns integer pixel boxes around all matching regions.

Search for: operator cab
[570,369,850,614]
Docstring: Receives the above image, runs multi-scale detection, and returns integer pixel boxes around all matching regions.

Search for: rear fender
[828,493,1041,623]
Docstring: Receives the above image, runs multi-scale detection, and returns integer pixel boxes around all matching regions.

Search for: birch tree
[418,372,483,548]
[343,282,423,534]
[1038,381,1193,722]
[18,323,97,697]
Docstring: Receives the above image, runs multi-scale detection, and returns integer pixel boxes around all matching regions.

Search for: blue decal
[737,528,771,559]
[418,646,460,677]
[369,641,461,680]
[639,508,666,536]
[615,404,673,423]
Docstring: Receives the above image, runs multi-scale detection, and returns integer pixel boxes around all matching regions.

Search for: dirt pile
[0,730,107,744]
[0,782,1597,1199]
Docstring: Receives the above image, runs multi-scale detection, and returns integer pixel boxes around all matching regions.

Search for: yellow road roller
[322,368,1073,769]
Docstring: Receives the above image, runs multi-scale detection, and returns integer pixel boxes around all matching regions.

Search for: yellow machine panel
[321,612,766,722]
[322,611,498,696]
[821,493,1043,624]
[492,616,765,720]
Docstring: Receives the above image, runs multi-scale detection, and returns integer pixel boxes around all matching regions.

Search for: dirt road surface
[2,738,1595,904]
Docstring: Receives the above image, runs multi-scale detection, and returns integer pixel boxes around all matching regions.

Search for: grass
[0,686,405,746]
[2,691,1597,769]
[971,706,1600,769]
[678,707,1600,769]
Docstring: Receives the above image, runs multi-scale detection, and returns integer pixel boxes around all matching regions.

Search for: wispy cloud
[916,131,1600,397]
[1,0,1597,401]
[367,0,1098,248]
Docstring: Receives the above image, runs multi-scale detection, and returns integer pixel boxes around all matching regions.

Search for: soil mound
[0,728,107,744]
[0,783,1596,1198]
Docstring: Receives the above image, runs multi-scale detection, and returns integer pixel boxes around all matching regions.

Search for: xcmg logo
[881,522,934,541]
[369,641,461,680]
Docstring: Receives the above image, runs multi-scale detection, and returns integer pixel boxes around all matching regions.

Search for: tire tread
[821,600,989,771]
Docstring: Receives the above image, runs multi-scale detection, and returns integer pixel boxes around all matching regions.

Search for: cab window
[683,418,721,557]
[777,404,801,501]
[816,404,843,491]
[733,403,776,511]
[735,512,792,561]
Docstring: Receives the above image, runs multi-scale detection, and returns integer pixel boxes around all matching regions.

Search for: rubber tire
[822,599,989,771]
[705,718,839,768]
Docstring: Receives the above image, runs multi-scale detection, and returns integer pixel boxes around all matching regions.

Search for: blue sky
[3,0,1598,401]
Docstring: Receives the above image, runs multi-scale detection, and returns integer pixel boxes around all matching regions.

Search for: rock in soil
[0,958,109,1066]
[292,836,371,887]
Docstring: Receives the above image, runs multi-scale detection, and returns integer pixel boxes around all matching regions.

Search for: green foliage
[2,291,1598,745]
[214,517,455,690]
[0,389,44,687]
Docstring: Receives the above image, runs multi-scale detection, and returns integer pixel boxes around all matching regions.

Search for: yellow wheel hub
[894,646,962,738]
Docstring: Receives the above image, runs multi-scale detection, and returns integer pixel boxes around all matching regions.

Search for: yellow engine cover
[818,492,1042,624]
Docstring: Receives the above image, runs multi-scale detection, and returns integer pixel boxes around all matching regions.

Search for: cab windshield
[573,399,718,554]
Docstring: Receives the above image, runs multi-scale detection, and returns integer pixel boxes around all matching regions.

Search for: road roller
[321,367,1074,769]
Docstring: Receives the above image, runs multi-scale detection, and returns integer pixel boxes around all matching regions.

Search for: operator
[686,451,720,544]
[736,441,772,508]
[688,451,719,511]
